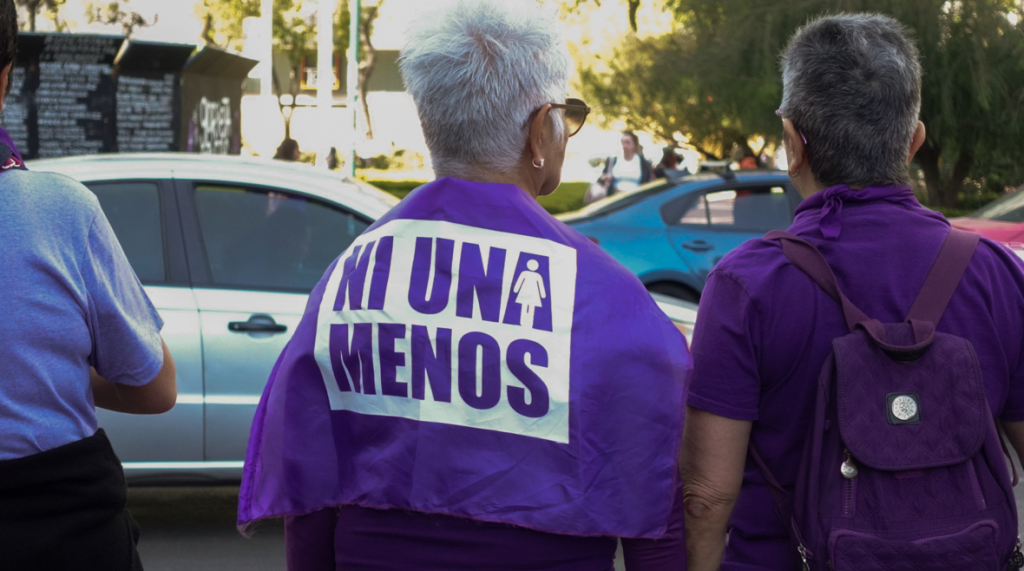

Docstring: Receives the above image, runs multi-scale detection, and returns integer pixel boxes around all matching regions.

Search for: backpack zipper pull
[797,544,810,571]
[1010,536,1024,569]
[841,450,858,479]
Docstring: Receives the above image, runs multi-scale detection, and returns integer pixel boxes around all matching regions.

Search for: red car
[950,186,1024,259]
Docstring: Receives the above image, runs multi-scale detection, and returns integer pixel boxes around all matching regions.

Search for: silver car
[29,153,697,484]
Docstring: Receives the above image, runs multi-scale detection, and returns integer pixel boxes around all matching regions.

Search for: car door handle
[228,314,288,334]
[681,240,714,252]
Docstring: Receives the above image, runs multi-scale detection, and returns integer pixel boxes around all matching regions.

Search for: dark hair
[0,0,18,74]
[274,138,299,160]
[780,14,921,187]
[659,146,679,167]
[622,130,641,149]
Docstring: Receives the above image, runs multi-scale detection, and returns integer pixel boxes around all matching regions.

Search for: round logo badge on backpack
[886,393,921,425]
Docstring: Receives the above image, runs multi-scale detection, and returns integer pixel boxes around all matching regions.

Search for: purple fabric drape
[238,177,690,540]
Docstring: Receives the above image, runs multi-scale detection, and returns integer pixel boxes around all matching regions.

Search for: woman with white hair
[237,1,690,570]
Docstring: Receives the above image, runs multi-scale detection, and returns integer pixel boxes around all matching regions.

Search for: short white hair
[399,0,571,178]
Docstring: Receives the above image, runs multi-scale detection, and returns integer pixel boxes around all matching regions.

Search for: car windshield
[560,179,677,221]
[972,188,1024,222]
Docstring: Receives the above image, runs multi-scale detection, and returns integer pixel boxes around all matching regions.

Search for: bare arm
[1003,420,1024,479]
[90,338,177,414]
[680,406,752,571]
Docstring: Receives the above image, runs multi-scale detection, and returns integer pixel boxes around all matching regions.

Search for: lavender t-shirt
[0,169,164,460]
[688,184,1024,570]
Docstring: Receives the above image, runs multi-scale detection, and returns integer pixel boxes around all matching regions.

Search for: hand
[599,173,611,184]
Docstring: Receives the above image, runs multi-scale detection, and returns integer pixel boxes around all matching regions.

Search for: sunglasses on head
[544,98,591,137]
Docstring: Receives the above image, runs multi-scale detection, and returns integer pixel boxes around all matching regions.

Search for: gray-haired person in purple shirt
[681,13,1024,571]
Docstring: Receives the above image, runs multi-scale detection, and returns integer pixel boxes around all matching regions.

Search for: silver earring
[532,158,545,169]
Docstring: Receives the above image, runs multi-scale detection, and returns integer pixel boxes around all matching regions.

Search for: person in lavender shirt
[680,14,1024,571]
[241,1,689,570]
[0,2,176,568]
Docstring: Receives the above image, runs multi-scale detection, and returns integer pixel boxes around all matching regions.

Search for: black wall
[8,34,256,159]
[10,33,121,160]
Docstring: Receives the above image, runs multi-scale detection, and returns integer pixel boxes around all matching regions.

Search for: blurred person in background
[731,144,758,170]
[326,146,340,170]
[238,1,689,570]
[0,0,177,568]
[599,130,653,195]
[655,146,688,179]
[275,138,301,161]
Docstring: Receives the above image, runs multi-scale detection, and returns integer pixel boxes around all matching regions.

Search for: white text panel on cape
[314,219,578,443]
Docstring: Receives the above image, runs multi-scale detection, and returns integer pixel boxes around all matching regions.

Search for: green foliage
[537,182,590,214]
[580,0,1024,208]
[85,1,157,37]
[570,0,642,32]
[579,25,783,159]
[15,0,67,31]
[197,0,323,62]
[894,0,1024,206]
[196,0,375,70]
[364,180,590,215]
[362,179,422,200]
[361,149,427,171]
[196,0,382,138]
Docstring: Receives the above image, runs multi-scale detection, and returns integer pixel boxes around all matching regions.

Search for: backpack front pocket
[829,521,999,570]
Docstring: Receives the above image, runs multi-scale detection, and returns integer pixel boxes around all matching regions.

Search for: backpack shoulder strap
[904,228,980,325]
[765,230,876,334]
[749,444,792,521]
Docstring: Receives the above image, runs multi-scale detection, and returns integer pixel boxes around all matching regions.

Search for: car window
[675,186,792,231]
[972,188,1024,222]
[85,181,166,283]
[573,179,677,218]
[194,185,369,291]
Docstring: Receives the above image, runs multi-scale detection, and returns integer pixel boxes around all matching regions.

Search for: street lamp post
[346,0,360,177]
[317,0,335,168]
[261,0,273,99]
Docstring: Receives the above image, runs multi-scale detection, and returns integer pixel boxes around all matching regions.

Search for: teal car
[559,171,800,302]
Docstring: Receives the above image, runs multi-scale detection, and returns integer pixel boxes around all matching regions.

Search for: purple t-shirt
[0,167,164,460]
[688,184,1024,570]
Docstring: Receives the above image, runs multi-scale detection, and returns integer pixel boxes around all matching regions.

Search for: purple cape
[238,177,690,538]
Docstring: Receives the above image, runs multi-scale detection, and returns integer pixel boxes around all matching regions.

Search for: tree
[338,1,381,139]
[15,0,67,32]
[901,0,1024,207]
[85,1,158,38]
[196,0,383,141]
[581,0,1024,207]
[578,10,789,159]
[570,0,644,32]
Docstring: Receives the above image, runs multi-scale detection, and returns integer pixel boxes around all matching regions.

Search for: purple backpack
[754,228,1023,570]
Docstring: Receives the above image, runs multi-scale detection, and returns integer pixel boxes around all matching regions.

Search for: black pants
[0,429,143,571]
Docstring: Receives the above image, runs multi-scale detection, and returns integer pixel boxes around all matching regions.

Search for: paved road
[131,449,1024,570]
[130,486,285,571]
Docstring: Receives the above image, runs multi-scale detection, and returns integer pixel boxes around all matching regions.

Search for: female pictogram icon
[513,259,547,329]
